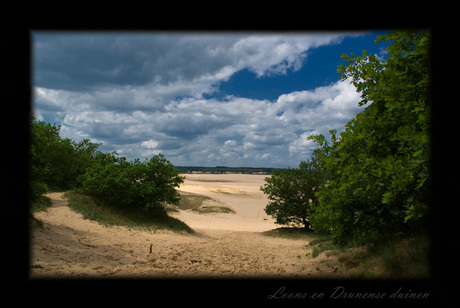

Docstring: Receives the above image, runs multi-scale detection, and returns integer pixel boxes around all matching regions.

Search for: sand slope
[30,174,344,278]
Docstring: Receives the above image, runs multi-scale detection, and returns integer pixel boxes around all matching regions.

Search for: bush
[78,152,184,211]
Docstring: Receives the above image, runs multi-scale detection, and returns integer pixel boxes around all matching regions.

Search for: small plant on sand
[312,247,320,258]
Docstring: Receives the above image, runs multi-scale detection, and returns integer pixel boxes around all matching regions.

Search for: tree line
[176,166,276,174]
[30,118,183,213]
[261,30,431,246]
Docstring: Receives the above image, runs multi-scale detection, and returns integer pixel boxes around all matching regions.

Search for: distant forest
[176,166,279,174]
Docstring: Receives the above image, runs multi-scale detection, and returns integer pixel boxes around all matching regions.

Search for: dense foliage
[261,160,328,229]
[78,153,184,210]
[30,117,184,213]
[307,30,431,245]
[260,30,431,247]
[30,117,101,202]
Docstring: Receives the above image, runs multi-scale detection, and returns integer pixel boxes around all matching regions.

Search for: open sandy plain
[30,173,344,278]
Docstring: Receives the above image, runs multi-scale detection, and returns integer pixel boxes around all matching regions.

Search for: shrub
[78,153,184,211]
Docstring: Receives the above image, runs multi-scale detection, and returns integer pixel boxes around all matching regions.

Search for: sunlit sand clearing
[30,174,346,278]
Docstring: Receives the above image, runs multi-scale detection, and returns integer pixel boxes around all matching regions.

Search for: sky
[32,30,391,168]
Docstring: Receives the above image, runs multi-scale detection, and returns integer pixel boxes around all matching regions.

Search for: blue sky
[216,33,389,101]
[32,30,391,168]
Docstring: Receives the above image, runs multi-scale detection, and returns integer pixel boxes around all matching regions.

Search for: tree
[29,116,184,218]
[30,117,102,192]
[78,153,184,211]
[261,160,328,229]
[308,30,431,245]
[30,117,63,201]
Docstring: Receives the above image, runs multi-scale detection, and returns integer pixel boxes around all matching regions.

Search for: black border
[3,8,453,306]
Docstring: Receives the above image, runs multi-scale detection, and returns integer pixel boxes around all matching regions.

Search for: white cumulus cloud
[141,140,159,149]
[32,32,368,167]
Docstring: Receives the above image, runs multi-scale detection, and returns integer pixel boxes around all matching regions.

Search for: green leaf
[382,192,393,204]
[308,30,431,246]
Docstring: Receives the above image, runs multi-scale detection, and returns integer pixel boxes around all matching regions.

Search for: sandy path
[30,175,344,278]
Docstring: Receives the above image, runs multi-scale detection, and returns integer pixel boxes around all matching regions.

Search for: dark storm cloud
[34,33,150,91]
[33,33,241,92]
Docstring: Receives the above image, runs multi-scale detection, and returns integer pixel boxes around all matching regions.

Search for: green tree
[30,117,101,192]
[30,116,55,202]
[29,116,183,217]
[71,139,103,186]
[308,30,431,245]
[79,153,184,211]
[261,160,328,229]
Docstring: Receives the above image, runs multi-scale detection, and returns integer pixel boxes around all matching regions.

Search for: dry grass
[264,227,430,279]
[64,191,194,233]
[336,234,430,278]
[192,206,235,214]
[173,191,235,214]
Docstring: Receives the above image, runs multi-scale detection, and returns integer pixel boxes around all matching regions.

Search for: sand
[30,174,344,278]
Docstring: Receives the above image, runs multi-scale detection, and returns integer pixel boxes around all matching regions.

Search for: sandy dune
[30,174,344,278]
[171,174,277,232]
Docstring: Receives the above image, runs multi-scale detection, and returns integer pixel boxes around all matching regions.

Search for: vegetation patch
[336,233,430,278]
[30,195,52,213]
[64,191,193,234]
[175,191,213,210]
[175,191,235,214]
[264,227,429,279]
[192,206,235,214]
[308,238,341,258]
[29,195,53,230]
[210,187,246,195]
[263,227,327,241]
